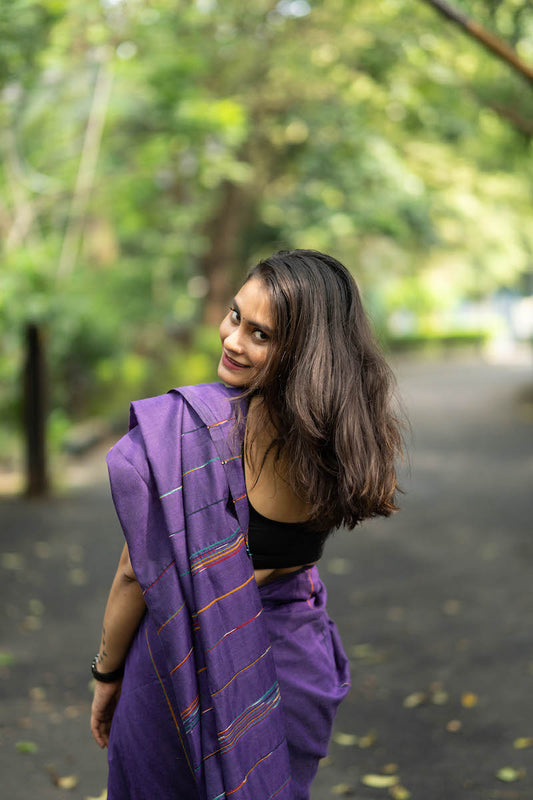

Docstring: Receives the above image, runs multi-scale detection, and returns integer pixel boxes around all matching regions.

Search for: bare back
[245,397,318,586]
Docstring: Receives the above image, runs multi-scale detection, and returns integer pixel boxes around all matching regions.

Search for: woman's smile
[217,276,273,387]
[221,351,249,370]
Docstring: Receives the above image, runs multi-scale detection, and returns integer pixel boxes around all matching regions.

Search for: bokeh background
[1,0,533,486]
[1,1,532,799]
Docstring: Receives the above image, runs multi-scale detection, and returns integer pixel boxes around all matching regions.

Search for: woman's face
[218,276,273,388]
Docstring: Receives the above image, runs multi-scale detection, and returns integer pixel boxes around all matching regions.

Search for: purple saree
[106,383,350,800]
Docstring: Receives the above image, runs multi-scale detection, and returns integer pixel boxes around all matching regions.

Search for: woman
[90,249,402,800]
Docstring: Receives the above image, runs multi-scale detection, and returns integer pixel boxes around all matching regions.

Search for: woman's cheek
[219,318,230,343]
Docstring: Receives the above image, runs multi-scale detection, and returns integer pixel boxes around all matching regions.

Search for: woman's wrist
[91,654,124,683]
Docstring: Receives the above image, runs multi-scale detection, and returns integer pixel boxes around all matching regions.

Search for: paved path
[1,356,532,800]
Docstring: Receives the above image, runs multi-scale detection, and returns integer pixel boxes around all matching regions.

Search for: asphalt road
[1,355,532,800]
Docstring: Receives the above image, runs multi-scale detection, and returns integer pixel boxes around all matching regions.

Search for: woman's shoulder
[174,382,244,426]
[110,382,241,456]
[107,382,243,485]
[127,382,238,421]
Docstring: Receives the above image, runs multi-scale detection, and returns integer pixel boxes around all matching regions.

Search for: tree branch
[419,0,533,85]
[56,58,113,280]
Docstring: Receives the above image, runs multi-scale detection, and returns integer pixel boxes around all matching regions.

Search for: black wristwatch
[91,654,124,683]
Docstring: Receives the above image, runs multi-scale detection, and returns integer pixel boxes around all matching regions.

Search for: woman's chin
[217,361,244,388]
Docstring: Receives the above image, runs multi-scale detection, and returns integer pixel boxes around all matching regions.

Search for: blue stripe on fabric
[169,497,226,536]
[189,527,241,559]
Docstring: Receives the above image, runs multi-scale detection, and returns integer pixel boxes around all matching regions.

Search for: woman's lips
[222,351,249,370]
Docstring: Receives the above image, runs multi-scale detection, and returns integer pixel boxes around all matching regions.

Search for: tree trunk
[200,180,254,326]
[23,323,49,496]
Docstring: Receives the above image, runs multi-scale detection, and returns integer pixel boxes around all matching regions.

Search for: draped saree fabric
[105,383,350,800]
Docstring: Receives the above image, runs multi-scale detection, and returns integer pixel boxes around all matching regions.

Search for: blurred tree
[419,0,533,87]
[1,0,532,460]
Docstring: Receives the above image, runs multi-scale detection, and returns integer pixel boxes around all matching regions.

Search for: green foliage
[388,330,490,353]
[1,0,532,455]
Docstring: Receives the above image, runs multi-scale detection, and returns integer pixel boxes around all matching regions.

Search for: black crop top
[247,499,330,569]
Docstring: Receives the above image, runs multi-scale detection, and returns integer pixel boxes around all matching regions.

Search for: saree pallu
[108,567,349,800]
[105,383,350,800]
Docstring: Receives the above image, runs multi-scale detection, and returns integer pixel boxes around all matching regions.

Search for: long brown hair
[237,249,404,530]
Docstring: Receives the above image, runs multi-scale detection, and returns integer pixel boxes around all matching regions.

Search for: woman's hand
[90,543,146,748]
[90,679,122,748]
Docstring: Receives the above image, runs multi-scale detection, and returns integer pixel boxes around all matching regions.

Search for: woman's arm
[95,542,146,673]
[90,542,146,748]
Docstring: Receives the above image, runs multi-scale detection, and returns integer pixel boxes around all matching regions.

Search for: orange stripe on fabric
[212,645,271,697]
[205,608,263,654]
[145,626,195,778]
[193,537,245,573]
[203,698,279,761]
[180,693,200,718]
[157,602,185,633]
[181,695,199,721]
[218,688,278,737]
[207,416,235,429]
[306,568,315,609]
[215,696,280,752]
[197,574,254,615]
[143,560,176,595]
[193,535,243,568]
[170,646,194,674]
[226,744,281,795]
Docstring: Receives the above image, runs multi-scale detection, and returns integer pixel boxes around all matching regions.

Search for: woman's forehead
[235,277,272,326]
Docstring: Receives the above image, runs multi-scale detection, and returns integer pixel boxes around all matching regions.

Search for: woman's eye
[229,308,240,323]
[253,329,268,342]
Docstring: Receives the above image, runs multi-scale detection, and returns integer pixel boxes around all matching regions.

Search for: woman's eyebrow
[232,299,273,335]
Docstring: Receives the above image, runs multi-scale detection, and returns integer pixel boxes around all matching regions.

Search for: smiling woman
[91,249,404,800]
[218,277,273,387]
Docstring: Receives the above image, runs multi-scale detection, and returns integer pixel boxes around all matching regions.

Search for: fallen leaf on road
[350,644,387,664]
[389,786,411,800]
[442,599,461,615]
[21,615,42,632]
[382,763,398,774]
[362,774,399,788]
[446,719,462,733]
[496,767,525,782]
[0,651,15,668]
[331,784,354,796]
[1,552,25,570]
[68,568,88,586]
[461,692,478,708]
[403,691,427,708]
[34,541,52,559]
[28,599,45,616]
[15,741,38,754]
[358,730,377,748]
[327,558,352,575]
[56,775,79,790]
[333,732,359,746]
[513,737,533,749]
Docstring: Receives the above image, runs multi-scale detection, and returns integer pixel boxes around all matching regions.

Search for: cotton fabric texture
[105,383,350,800]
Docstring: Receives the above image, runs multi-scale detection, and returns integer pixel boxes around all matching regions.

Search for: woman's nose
[224,328,244,353]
